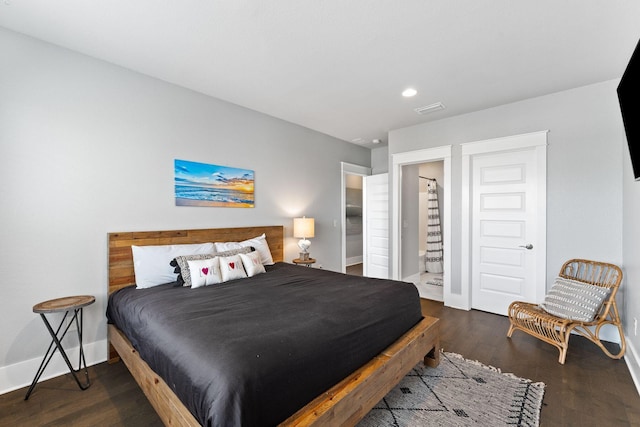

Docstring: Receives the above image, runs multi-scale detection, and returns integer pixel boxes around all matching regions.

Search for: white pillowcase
[187,258,222,288]
[132,242,215,289]
[240,251,266,277]
[214,233,274,265]
[219,254,248,282]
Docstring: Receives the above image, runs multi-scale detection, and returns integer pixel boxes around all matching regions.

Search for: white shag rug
[357,351,545,427]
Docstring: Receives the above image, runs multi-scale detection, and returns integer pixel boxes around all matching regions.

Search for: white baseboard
[444,293,471,311]
[346,256,363,266]
[0,339,107,395]
[625,338,640,396]
[402,273,420,285]
[589,324,622,345]
[404,273,470,310]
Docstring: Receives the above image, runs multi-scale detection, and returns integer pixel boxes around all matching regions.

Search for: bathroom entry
[417,161,444,301]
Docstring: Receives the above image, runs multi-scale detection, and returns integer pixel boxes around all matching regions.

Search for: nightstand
[25,295,95,400]
[293,258,316,267]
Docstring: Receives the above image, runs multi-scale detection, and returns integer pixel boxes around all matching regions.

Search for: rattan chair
[507,259,625,364]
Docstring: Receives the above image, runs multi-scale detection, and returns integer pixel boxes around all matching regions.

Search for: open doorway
[417,162,444,301]
[391,146,451,304]
[345,174,364,276]
[340,162,371,274]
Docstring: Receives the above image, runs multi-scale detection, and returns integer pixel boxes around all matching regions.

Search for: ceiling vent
[414,102,445,115]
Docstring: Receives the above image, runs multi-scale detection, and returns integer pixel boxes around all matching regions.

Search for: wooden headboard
[108,225,284,295]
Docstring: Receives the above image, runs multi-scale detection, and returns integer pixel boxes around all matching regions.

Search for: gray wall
[389,80,624,302]
[371,146,389,174]
[0,28,370,391]
[622,140,640,387]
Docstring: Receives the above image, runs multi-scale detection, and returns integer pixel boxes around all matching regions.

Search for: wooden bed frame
[108,225,440,426]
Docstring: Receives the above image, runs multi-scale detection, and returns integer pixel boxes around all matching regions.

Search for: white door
[470,147,545,315]
[364,173,389,279]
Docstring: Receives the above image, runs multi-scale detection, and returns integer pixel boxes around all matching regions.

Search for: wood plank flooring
[345,263,363,276]
[1,299,638,426]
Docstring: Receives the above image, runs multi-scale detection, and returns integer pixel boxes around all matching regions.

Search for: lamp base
[299,252,310,261]
[297,238,311,253]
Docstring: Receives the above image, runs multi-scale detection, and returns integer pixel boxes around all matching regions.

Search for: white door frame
[391,146,452,300]
[341,162,371,273]
[460,131,548,310]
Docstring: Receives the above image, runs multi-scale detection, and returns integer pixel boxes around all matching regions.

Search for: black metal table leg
[25,296,95,400]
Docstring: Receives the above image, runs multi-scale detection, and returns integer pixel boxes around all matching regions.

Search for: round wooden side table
[293,258,316,267]
[25,295,95,400]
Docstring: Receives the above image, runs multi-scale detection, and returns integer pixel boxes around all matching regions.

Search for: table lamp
[293,216,315,260]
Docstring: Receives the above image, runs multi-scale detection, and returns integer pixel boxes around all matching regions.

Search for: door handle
[519,244,533,250]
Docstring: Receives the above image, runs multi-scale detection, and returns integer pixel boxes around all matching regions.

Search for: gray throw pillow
[539,277,610,322]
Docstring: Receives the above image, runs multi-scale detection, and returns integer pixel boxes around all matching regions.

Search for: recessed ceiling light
[372,139,382,144]
[402,88,418,98]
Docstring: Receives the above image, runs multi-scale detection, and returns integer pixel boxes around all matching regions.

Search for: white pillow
[132,242,215,289]
[240,251,266,277]
[214,233,274,265]
[219,254,248,282]
[187,258,222,288]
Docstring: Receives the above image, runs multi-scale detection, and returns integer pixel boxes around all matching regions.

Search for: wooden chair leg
[594,323,626,360]
[507,324,515,338]
[558,346,567,364]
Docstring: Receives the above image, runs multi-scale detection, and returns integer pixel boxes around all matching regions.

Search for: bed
[107,225,440,426]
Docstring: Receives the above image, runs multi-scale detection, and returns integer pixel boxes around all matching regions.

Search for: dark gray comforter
[107,262,422,426]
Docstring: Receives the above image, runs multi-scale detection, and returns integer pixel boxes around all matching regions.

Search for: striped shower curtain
[425,179,443,273]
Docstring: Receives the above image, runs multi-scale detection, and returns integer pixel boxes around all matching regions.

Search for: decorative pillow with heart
[171,246,253,287]
[219,254,247,282]
[187,257,222,288]
[240,251,266,277]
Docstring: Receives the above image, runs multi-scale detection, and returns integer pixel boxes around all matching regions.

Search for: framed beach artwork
[174,159,255,208]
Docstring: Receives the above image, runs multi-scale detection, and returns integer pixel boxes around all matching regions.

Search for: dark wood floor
[345,262,363,276]
[1,299,638,426]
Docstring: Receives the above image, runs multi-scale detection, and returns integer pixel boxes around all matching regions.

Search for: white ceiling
[2,1,639,148]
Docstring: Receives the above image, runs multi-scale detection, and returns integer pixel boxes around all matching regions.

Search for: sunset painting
[174,159,254,208]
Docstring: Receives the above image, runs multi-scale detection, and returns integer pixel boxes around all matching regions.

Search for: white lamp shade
[293,217,315,239]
